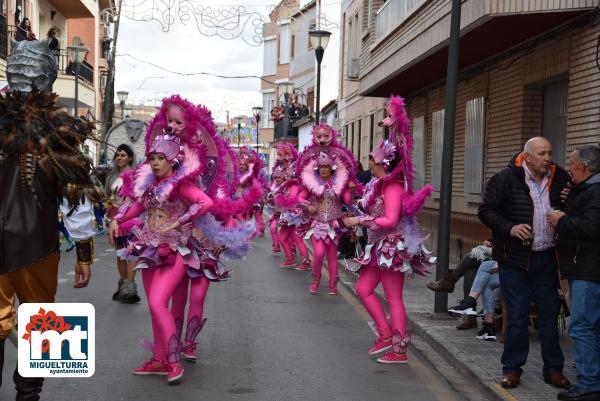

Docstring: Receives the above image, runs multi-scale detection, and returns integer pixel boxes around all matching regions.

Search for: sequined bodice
[367,194,403,244]
[142,195,187,227]
[312,185,343,223]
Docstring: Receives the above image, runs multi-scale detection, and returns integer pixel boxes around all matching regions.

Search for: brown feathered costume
[0,39,100,400]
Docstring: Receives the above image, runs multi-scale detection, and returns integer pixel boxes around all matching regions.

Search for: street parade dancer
[104,144,142,303]
[166,99,254,364]
[0,39,98,400]
[296,124,358,295]
[236,145,266,237]
[273,162,311,270]
[266,165,286,254]
[109,118,217,383]
[344,96,436,364]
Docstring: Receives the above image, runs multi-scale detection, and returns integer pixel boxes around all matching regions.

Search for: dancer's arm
[344,181,403,229]
[177,181,214,225]
[108,201,145,242]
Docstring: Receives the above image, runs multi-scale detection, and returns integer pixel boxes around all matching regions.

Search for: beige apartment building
[341,0,600,263]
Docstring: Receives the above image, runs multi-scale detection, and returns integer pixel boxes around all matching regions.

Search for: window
[344,124,349,147]
[263,39,276,76]
[369,114,374,151]
[308,23,316,48]
[357,118,362,162]
[382,109,389,140]
[279,23,290,64]
[291,34,295,59]
[412,116,426,188]
[363,0,373,31]
[431,109,445,190]
[262,92,275,128]
[464,97,487,194]
[351,122,355,153]
[376,0,422,40]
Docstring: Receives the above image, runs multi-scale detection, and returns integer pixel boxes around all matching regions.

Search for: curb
[336,265,513,401]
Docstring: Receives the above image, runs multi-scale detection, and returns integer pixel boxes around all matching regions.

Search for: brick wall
[66,18,95,66]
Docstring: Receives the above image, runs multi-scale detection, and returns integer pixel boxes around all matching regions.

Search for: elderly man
[479,137,570,389]
[548,145,600,401]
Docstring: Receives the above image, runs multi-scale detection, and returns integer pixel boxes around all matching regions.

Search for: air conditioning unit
[348,58,360,79]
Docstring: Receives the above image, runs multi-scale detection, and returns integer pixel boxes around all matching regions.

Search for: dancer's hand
[344,216,360,227]
[74,263,91,288]
[108,220,119,245]
[160,221,181,233]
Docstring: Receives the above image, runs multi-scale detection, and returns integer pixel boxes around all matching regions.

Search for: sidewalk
[337,265,575,401]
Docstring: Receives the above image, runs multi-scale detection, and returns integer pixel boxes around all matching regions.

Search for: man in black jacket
[479,137,570,390]
[548,145,600,401]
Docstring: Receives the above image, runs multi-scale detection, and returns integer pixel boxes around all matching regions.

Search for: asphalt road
[1,235,468,401]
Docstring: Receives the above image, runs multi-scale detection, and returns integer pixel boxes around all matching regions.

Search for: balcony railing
[0,15,7,59]
[375,0,421,40]
[274,119,299,140]
[5,26,94,85]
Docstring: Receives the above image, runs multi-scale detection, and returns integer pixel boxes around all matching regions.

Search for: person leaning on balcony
[478,137,571,390]
[19,17,36,41]
[547,145,600,401]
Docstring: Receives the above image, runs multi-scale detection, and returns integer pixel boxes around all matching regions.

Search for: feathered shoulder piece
[132,141,206,203]
[0,90,95,206]
[274,178,301,208]
[299,148,354,198]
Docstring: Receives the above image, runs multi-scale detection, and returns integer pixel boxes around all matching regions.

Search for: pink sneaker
[377,352,408,364]
[167,362,184,384]
[181,342,197,362]
[279,259,296,268]
[368,338,392,355]
[132,358,169,375]
[309,280,319,294]
[296,260,311,271]
[329,285,338,295]
[272,245,280,254]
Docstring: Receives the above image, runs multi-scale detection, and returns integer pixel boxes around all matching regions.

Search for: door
[542,80,568,169]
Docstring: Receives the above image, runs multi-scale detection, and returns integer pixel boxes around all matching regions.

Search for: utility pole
[434,0,462,313]
[100,0,123,144]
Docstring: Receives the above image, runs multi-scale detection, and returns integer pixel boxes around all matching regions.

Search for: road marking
[66,271,75,276]
[492,383,520,401]
[58,278,69,284]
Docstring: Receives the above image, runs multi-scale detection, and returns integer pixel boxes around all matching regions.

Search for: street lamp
[277,81,294,143]
[252,106,263,153]
[117,91,128,121]
[235,116,244,148]
[309,29,331,124]
[68,43,89,117]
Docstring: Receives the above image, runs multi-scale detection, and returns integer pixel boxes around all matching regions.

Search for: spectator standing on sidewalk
[478,137,570,390]
[548,145,600,401]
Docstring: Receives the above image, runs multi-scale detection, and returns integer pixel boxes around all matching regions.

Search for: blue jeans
[569,279,600,391]
[471,260,500,314]
[499,249,564,377]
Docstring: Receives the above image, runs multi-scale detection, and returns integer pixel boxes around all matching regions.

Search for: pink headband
[370,140,396,166]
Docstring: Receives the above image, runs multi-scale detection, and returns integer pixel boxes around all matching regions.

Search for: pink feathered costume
[296,124,358,294]
[351,96,436,361]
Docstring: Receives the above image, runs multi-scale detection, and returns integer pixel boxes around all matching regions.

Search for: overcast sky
[115,0,340,123]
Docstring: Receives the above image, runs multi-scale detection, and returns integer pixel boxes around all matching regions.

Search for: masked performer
[274,165,311,270]
[297,124,358,295]
[0,40,97,400]
[266,166,286,253]
[236,146,266,236]
[344,96,436,364]
[109,130,214,384]
[138,98,252,366]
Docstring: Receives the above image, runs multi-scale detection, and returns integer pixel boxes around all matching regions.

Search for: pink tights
[171,275,211,346]
[356,266,406,338]
[141,253,187,363]
[254,209,265,235]
[279,226,308,261]
[270,219,279,249]
[310,237,338,287]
